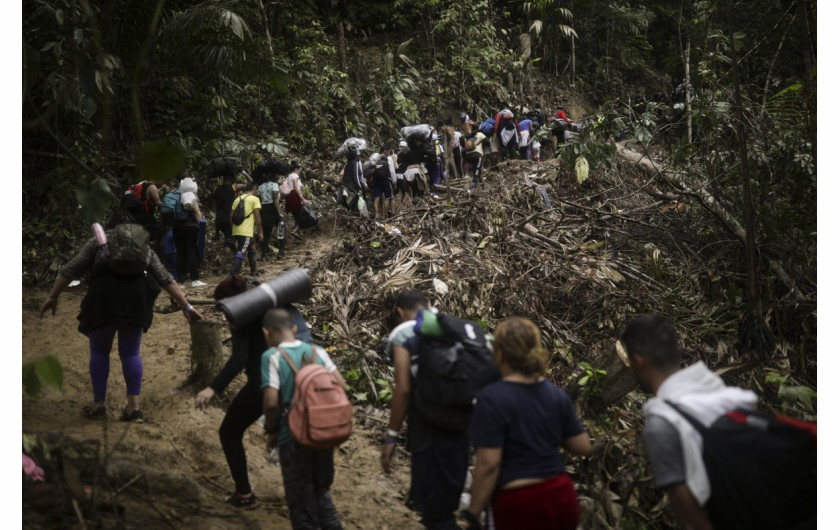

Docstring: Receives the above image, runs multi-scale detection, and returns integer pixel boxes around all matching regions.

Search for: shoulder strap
[280,348,301,375]
[665,400,709,435]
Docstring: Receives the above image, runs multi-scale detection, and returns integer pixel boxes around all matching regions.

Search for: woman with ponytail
[460,317,592,530]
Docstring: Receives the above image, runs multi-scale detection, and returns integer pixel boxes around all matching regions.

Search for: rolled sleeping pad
[216,268,312,330]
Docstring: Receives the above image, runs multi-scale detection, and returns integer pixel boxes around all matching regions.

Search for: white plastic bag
[400,124,433,140]
[337,137,367,157]
[179,177,198,194]
[180,190,198,211]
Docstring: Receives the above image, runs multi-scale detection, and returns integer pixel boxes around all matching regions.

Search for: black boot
[231,257,243,276]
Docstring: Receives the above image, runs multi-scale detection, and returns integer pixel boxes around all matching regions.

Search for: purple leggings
[88,324,144,402]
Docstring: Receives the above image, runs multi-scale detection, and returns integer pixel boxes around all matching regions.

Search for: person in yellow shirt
[230,182,263,276]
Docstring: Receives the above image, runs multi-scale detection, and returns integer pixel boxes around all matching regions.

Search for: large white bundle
[400,124,433,141]
[180,191,198,211]
[337,137,367,157]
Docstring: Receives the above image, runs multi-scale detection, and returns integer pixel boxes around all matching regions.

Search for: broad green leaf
[778,385,816,412]
[138,141,185,182]
[22,362,40,397]
[75,177,113,224]
[34,356,63,393]
[370,241,381,248]
[477,236,492,249]
[578,375,590,386]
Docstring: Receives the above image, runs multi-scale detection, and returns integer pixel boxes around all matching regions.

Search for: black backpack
[408,313,499,432]
[373,161,391,181]
[666,402,816,529]
[231,195,253,226]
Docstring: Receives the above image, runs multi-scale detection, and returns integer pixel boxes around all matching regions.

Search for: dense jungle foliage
[23,0,815,361]
[22,1,818,526]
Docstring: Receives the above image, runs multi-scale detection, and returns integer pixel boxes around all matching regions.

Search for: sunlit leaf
[575,156,589,185]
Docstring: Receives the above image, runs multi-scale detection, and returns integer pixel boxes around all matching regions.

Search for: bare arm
[147,185,163,207]
[162,281,202,322]
[467,447,503,518]
[562,431,592,457]
[253,208,263,239]
[38,273,73,318]
[381,344,411,473]
[272,189,283,217]
[668,484,714,530]
[263,386,280,451]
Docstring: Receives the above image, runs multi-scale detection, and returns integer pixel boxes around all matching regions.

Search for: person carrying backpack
[172,177,205,288]
[194,276,313,510]
[261,308,346,530]
[493,109,519,161]
[121,180,167,257]
[460,317,591,530]
[463,131,487,191]
[370,151,395,219]
[381,290,496,529]
[517,116,534,160]
[230,182,262,277]
[214,172,252,273]
[39,223,202,422]
[621,315,816,530]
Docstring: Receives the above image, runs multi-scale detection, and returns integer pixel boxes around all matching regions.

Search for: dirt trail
[22,214,423,529]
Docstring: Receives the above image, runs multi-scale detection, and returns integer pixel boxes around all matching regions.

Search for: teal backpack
[160,189,189,226]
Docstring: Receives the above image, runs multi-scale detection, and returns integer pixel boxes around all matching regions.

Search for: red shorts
[489,473,579,530]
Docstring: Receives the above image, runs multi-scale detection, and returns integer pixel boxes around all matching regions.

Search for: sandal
[82,405,106,420]
[119,410,144,423]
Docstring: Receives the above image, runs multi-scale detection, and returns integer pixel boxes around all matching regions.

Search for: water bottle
[277,218,286,242]
[93,223,109,257]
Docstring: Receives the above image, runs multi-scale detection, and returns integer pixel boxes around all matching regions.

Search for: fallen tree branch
[615,143,808,302]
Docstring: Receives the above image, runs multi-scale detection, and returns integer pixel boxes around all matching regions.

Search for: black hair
[244,180,258,191]
[290,161,300,171]
[395,290,428,311]
[263,308,293,331]
[620,314,680,370]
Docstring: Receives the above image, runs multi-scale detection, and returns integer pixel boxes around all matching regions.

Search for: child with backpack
[261,308,347,530]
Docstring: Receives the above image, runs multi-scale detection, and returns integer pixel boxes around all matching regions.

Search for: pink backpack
[280,348,353,449]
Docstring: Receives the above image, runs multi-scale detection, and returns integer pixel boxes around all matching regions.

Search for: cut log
[188,320,224,387]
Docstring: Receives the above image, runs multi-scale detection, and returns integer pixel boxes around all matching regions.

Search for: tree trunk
[684,35,692,143]
[336,21,347,73]
[256,0,274,59]
[188,320,224,387]
[726,0,774,357]
[567,340,637,412]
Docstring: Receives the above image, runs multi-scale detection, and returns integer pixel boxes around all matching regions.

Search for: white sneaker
[191,280,208,287]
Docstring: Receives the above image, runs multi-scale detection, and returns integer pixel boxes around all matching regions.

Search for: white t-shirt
[286,172,301,193]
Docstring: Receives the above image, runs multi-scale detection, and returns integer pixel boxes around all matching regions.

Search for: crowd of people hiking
[31,96,815,529]
[336,104,584,219]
